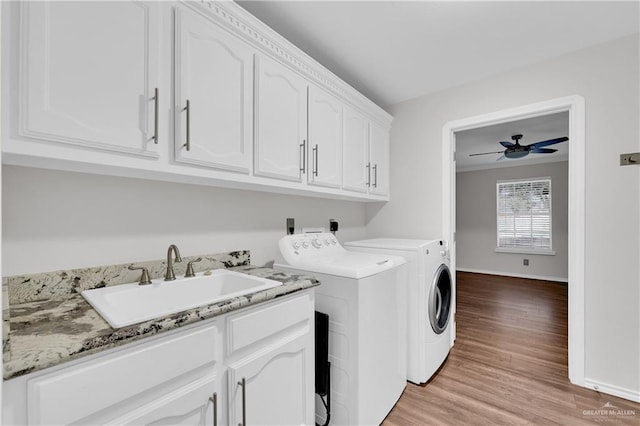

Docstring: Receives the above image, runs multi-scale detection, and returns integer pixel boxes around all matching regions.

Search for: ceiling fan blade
[469,151,504,156]
[496,155,506,161]
[499,141,515,148]
[528,137,568,149]
[530,148,558,154]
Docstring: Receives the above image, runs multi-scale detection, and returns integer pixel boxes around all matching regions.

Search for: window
[496,177,554,254]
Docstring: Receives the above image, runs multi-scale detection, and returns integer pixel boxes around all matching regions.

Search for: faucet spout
[165,244,182,281]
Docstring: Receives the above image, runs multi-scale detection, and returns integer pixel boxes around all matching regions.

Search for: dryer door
[428,264,452,334]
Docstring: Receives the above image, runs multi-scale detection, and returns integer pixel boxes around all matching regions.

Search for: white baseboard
[456,267,568,283]
[583,379,640,403]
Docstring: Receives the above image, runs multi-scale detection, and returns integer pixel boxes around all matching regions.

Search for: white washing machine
[344,238,454,384]
[275,233,407,426]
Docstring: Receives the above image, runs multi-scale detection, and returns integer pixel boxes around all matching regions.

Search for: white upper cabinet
[307,85,343,188]
[369,122,390,196]
[254,54,308,182]
[18,1,160,157]
[174,5,253,173]
[5,1,392,201]
[342,106,370,193]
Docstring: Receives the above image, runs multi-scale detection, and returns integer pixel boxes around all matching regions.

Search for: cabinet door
[254,54,307,182]
[307,85,342,188]
[174,5,253,173]
[369,122,390,196]
[228,335,313,426]
[110,373,221,426]
[18,1,160,158]
[342,107,370,193]
[26,323,219,425]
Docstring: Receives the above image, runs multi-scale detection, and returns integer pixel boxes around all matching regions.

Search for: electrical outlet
[523,258,529,266]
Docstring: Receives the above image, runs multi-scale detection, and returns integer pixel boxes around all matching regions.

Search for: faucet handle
[185,258,202,278]
[128,265,152,285]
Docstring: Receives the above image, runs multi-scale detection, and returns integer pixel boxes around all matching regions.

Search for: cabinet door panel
[27,324,218,425]
[228,335,312,426]
[342,107,369,193]
[308,86,342,188]
[19,1,159,157]
[174,6,253,173]
[254,55,307,182]
[369,122,390,196]
[110,373,220,426]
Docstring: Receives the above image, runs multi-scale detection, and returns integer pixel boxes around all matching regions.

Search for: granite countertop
[4,265,319,380]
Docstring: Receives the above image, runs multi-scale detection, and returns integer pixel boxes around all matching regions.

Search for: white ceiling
[238,1,639,107]
[455,111,569,172]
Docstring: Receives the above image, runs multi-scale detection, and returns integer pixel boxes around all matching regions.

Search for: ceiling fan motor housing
[505,148,530,159]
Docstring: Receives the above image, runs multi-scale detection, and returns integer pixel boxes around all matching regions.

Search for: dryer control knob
[292,242,301,250]
[302,241,310,249]
[312,238,322,248]
[324,238,331,245]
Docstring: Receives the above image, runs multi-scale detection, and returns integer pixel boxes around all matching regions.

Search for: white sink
[82,269,283,328]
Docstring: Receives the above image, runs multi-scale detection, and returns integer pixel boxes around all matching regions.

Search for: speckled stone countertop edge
[4,265,319,380]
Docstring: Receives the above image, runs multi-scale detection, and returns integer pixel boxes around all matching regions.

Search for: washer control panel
[278,233,343,261]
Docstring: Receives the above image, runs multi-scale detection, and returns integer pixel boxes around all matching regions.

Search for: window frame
[495,177,556,256]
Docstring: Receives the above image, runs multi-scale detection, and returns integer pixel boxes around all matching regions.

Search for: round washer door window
[428,264,452,334]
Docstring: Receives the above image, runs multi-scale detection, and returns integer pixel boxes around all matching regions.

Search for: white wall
[456,161,568,281]
[366,35,640,396]
[2,165,366,276]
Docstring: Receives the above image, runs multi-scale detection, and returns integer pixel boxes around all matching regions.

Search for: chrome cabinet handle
[152,88,159,144]
[238,378,246,426]
[373,164,378,188]
[299,140,306,173]
[208,392,218,426]
[182,100,191,151]
[366,162,371,187]
[313,144,318,177]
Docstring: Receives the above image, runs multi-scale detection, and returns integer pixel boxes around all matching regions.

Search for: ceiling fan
[469,134,569,160]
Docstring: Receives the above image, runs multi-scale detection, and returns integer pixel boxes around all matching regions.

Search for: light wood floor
[383,272,640,425]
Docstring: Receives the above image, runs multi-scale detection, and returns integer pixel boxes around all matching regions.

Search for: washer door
[428,264,452,334]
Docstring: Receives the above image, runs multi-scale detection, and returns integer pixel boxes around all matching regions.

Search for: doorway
[441,95,586,386]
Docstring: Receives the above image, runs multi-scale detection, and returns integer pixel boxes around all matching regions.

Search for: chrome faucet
[165,244,183,281]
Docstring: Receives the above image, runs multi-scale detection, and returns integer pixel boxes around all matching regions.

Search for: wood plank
[383,272,640,425]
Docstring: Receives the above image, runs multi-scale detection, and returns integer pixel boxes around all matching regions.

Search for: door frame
[441,95,586,386]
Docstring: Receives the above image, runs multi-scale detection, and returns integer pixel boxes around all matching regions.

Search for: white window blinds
[496,178,552,251]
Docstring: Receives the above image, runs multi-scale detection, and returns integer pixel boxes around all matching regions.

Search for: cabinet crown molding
[194,0,393,128]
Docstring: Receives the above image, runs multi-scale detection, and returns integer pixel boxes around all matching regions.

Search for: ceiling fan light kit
[470,133,568,160]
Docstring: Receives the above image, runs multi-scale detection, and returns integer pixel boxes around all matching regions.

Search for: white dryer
[345,238,454,384]
[275,233,407,426]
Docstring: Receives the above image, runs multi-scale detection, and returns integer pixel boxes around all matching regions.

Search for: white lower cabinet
[109,373,220,426]
[25,323,222,426]
[2,290,314,426]
[226,291,315,426]
[228,334,311,426]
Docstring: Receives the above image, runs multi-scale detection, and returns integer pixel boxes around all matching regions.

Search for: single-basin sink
[82,269,283,328]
